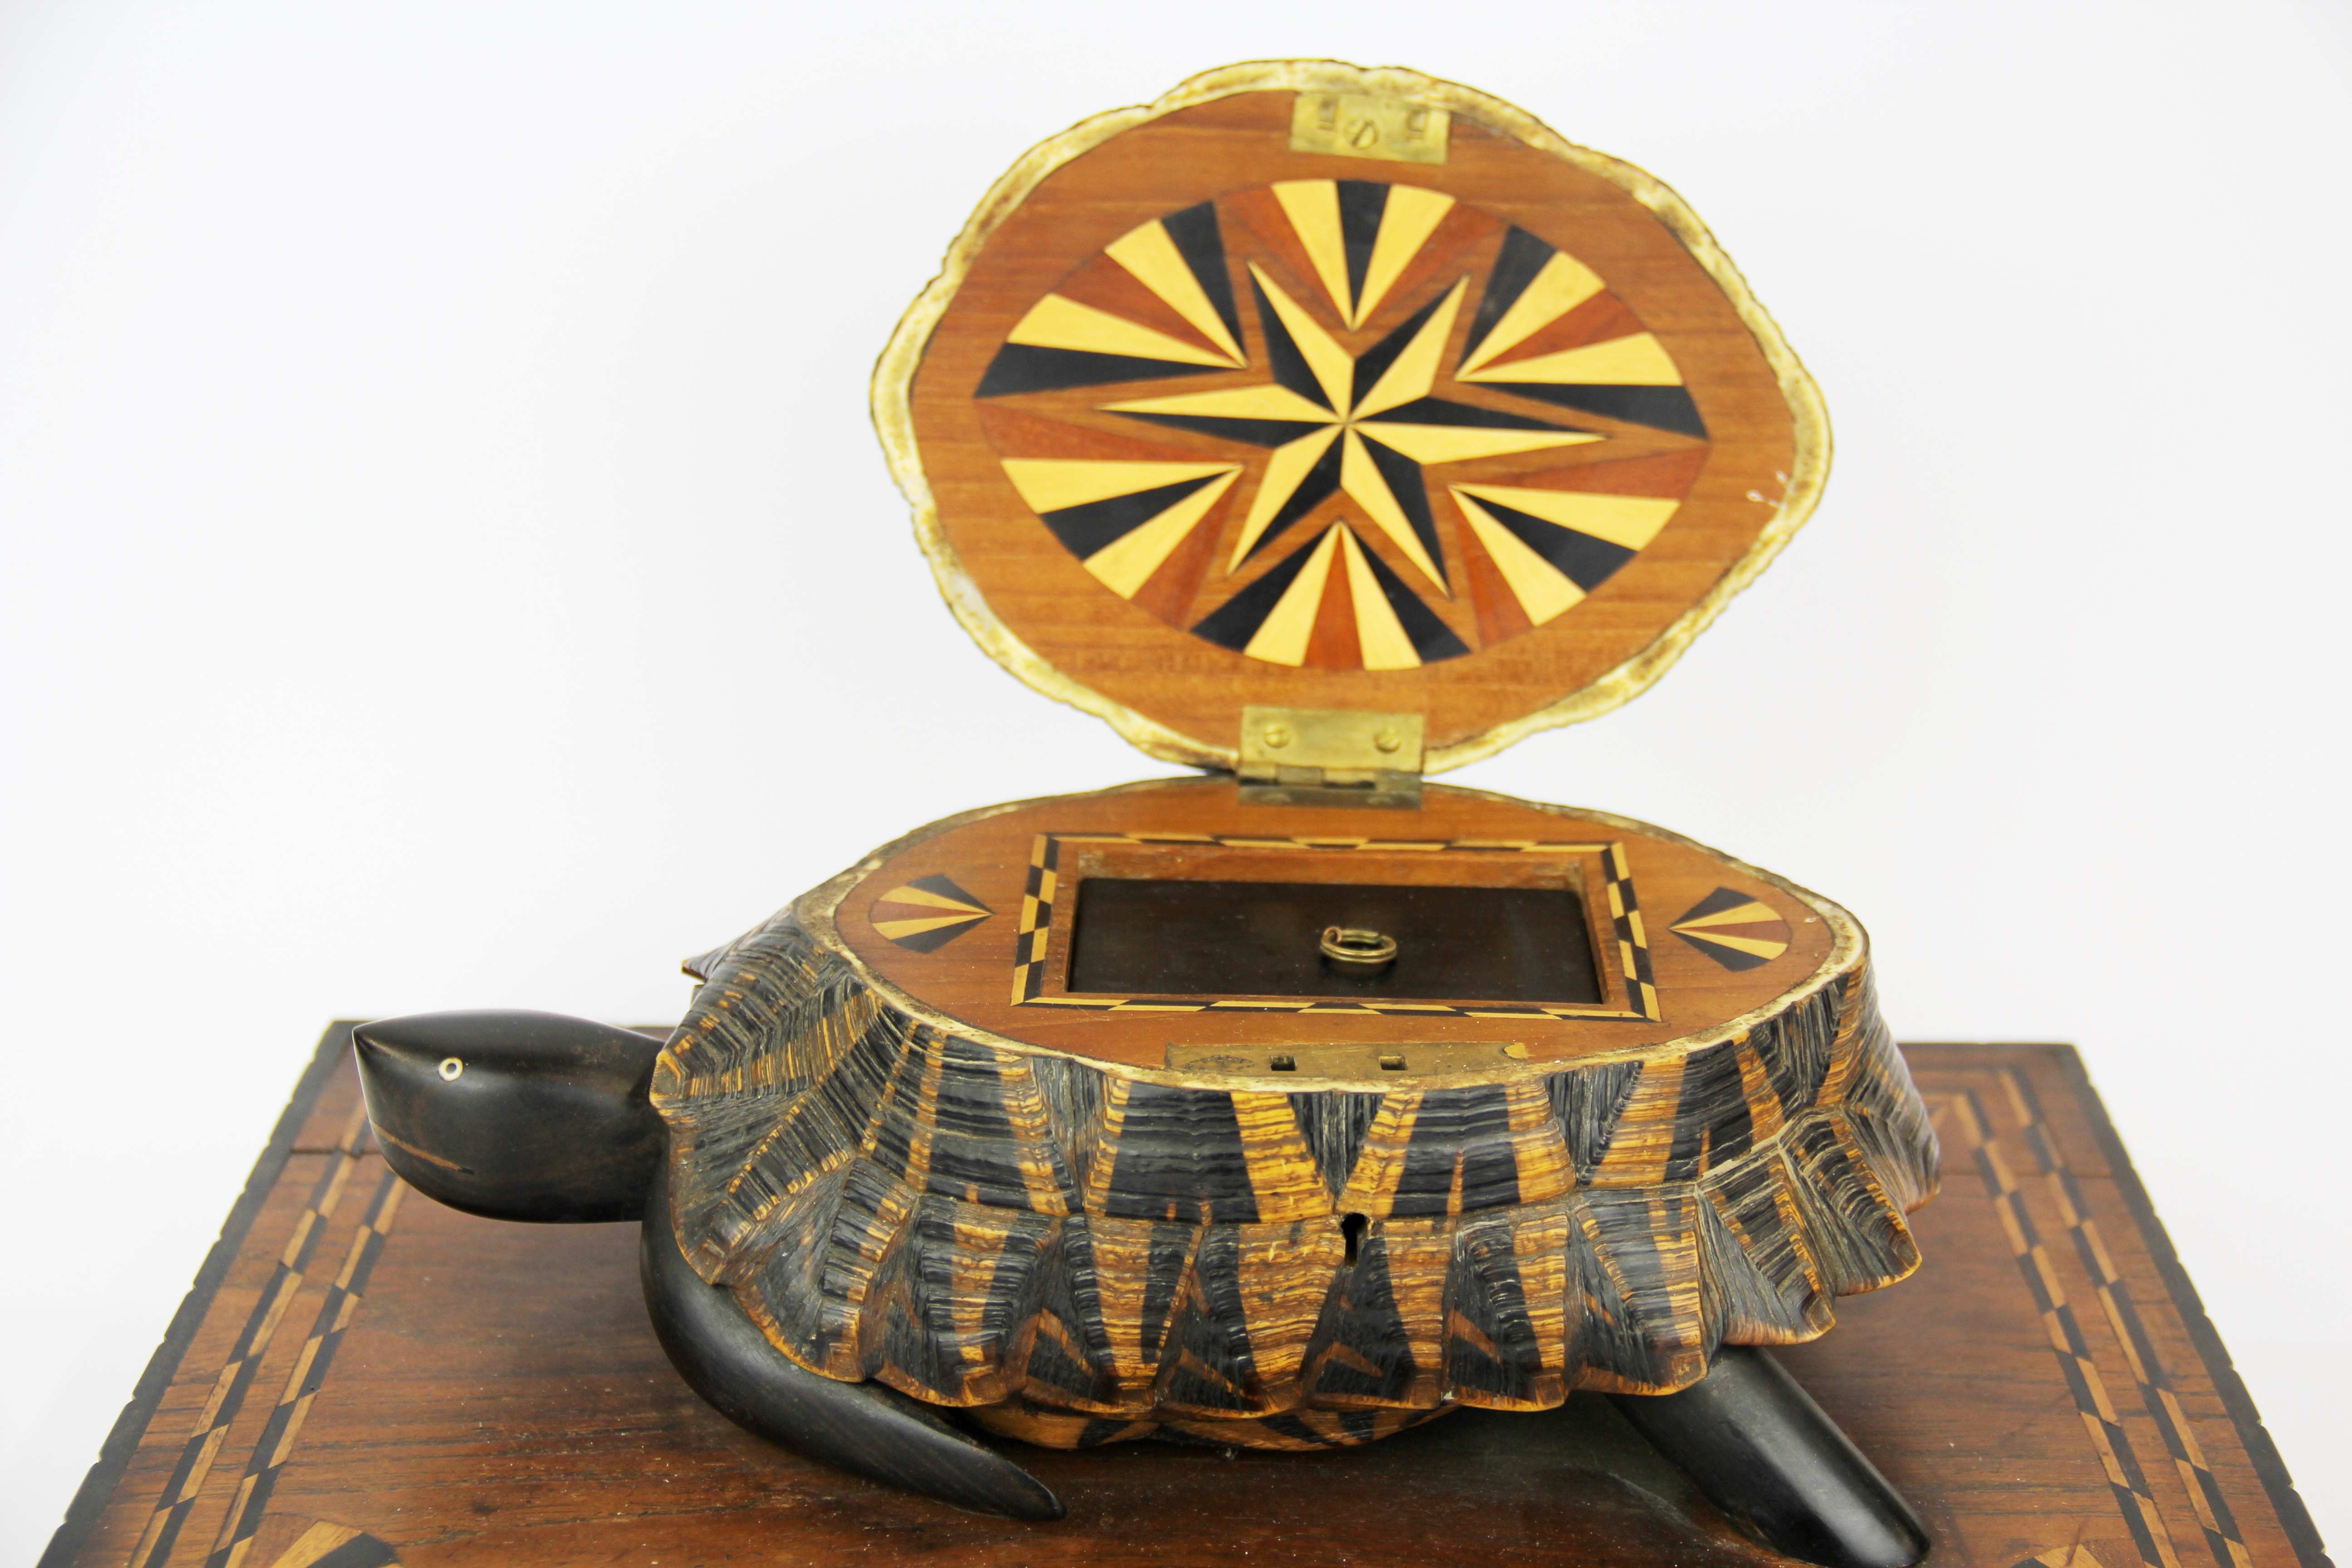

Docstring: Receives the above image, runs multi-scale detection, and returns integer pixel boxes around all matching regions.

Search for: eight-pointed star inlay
[973,181,1711,670]
[1102,268,1602,593]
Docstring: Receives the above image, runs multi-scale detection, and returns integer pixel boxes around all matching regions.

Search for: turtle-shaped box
[356,62,1938,1566]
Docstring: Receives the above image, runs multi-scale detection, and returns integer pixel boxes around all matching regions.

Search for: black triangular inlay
[1161,201,1243,349]
[1037,474,1222,559]
[1675,930,1774,972]
[1461,226,1556,368]
[1676,886,1755,925]
[1349,532,1469,663]
[975,344,1225,398]
[1488,382,1708,439]
[1355,435,1446,590]
[1361,395,1574,432]
[1191,526,1332,652]
[1245,435,1346,560]
[1250,273,1334,411]
[309,1538,399,1568]
[1337,180,1389,315]
[1114,411,1327,451]
[1469,496,1638,593]
[887,916,987,954]
[1350,287,1450,412]
[905,873,988,911]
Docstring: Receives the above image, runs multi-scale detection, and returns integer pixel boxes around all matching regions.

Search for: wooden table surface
[39,1034,2332,1568]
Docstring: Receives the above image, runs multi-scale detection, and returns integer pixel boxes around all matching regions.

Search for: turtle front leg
[1607,1347,1928,1568]
[638,1168,1065,1522]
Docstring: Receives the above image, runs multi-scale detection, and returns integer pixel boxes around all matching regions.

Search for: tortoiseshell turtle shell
[652,784,1940,1458]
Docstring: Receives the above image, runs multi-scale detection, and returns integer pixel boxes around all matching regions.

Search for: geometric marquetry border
[1007,830,1660,1021]
[1935,1069,2259,1568]
[120,1099,387,1568]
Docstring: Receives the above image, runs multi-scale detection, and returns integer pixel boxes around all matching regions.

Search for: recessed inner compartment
[1067,877,1602,1002]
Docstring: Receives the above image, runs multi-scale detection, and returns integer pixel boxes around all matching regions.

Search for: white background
[3,0,2345,1557]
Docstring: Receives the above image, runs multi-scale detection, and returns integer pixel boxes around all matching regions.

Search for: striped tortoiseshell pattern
[650,910,1937,1450]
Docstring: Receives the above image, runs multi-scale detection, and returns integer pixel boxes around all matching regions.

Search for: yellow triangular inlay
[1341,430,1446,589]
[1449,484,1679,551]
[1001,459,1241,514]
[1352,277,1467,419]
[1458,250,1608,376]
[268,1524,366,1568]
[1463,331,1682,387]
[1455,493,1584,625]
[1100,382,1333,423]
[1006,294,1235,368]
[1671,900,1779,932]
[1242,526,1343,666]
[1362,423,1600,465]
[878,885,990,915]
[1104,220,1245,363]
[1676,930,1788,960]
[1356,186,1455,326]
[874,913,988,939]
[1271,181,1354,323]
[1230,425,1341,568]
[1084,470,1238,598]
[2032,1549,2110,1568]
[1246,264,1354,411]
[1338,527,1421,670]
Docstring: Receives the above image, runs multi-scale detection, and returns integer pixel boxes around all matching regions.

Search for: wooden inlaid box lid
[874,60,1828,773]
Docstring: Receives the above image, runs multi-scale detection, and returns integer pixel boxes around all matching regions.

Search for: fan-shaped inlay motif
[1668,887,1792,971]
[870,875,995,953]
[974,180,1712,669]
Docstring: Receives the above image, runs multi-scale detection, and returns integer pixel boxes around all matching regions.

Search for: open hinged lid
[873,60,1827,777]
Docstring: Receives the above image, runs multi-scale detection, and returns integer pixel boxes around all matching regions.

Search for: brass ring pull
[1319,925,1398,975]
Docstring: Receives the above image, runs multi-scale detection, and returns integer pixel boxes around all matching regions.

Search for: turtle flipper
[353,1010,663,1223]
[1608,1347,1928,1568]
[638,1169,1065,1522]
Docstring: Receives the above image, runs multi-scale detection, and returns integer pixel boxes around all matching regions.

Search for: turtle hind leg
[1608,1346,1928,1568]
[637,1173,1064,1523]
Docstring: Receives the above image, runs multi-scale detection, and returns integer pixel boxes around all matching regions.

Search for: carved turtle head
[353,1009,664,1223]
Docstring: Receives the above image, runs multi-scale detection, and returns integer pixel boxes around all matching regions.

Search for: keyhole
[1341,1212,1369,1265]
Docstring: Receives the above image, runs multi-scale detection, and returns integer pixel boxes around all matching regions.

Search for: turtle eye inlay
[438,1057,464,1082]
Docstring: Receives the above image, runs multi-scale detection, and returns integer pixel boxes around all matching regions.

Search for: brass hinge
[1237,706,1424,809]
[1288,93,1451,166]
